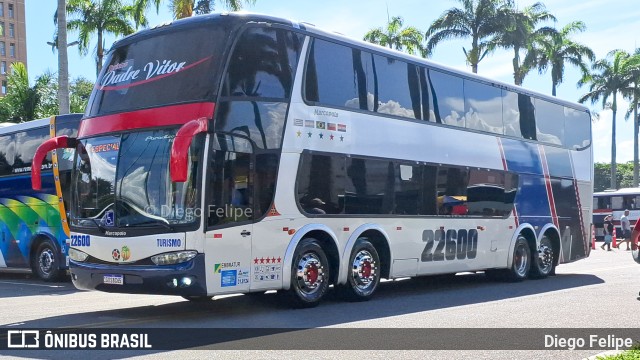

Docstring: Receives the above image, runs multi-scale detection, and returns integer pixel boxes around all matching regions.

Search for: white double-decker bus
[32,13,592,307]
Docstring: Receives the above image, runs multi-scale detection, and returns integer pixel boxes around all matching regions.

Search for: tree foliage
[595,162,635,192]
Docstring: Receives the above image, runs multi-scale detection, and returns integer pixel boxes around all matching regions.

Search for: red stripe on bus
[593,209,612,213]
[539,145,559,228]
[79,102,215,137]
[496,137,508,171]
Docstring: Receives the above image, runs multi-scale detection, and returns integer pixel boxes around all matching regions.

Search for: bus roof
[0,118,50,135]
[108,12,589,112]
[593,188,640,196]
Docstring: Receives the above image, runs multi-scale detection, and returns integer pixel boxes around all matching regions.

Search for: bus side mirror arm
[170,117,208,183]
[31,136,77,191]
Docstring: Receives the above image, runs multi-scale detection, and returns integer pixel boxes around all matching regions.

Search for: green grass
[596,349,640,359]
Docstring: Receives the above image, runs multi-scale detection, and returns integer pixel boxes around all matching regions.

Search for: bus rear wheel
[530,236,555,279]
[507,236,531,281]
[32,240,63,282]
[288,238,330,308]
[339,239,380,301]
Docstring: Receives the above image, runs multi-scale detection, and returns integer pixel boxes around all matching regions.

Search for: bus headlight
[151,251,198,265]
[69,248,89,262]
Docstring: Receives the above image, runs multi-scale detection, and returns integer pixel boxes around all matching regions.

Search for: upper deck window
[87,24,227,117]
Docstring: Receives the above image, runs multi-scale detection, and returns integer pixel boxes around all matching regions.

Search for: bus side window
[208,135,253,227]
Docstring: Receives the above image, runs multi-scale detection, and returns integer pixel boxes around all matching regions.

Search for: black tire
[287,238,330,308]
[339,239,381,301]
[181,295,213,302]
[507,236,531,281]
[32,240,63,282]
[530,235,555,279]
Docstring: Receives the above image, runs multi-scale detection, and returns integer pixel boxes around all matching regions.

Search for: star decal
[254,258,259,264]
[319,133,324,139]
[308,132,312,138]
[260,257,265,264]
[340,135,344,142]
[296,131,301,137]
[330,134,334,140]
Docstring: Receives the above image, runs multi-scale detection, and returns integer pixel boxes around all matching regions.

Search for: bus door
[204,134,253,294]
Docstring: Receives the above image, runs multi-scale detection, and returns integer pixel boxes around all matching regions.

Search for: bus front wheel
[32,240,63,282]
[339,239,380,301]
[288,238,330,308]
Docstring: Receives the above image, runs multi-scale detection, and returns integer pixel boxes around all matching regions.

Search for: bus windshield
[71,129,203,228]
[86,22,227,117]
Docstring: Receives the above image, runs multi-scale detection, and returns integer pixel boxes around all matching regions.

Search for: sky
[24,0,640,164]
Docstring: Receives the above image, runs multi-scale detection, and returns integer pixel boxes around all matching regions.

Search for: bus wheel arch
[30,235,63,282]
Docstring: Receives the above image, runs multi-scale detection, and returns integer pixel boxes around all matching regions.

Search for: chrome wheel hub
[537,243,553,273]
[351,250,376,289]
[296,253,325,294]
[39,249,55,275]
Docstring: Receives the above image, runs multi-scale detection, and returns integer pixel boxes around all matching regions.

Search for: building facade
[0,0,26,96]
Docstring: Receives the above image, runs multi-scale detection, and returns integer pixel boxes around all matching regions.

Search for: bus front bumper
[69,254,207,296]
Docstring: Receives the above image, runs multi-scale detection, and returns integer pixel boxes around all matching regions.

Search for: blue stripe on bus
[500,139,543,175]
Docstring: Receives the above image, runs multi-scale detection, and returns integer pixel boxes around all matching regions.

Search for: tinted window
[222,27,304,99]
[345,158,396,214]
[305,39,360,109]
[427,70,465,127]
[254,152,279,218]
[564,108,591,149]
[371,54,420,119]
[14,127,52,174]
[535,99,564,145]
[466,169,517,216]
[517,93,536,140]
[297,153,345,215]
[0,134,14,176]
[436,166,469,215]
[88,24,226,116]
[208,135,253,227]
[395,163,422,215]
[214,101,287,149]
[464,80,504,134]
[502,90,521,137]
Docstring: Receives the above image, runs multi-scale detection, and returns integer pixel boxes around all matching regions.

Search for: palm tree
[364,16,424,56]
[58,0,70,114]
[536,21,595,96]
[579,50,634,189]
[133,0,255,24]
[426,0,512,74]
[621,50,640,186]
[66,0,136,76]
[491,2,556,85]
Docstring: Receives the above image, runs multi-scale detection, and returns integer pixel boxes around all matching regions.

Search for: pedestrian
[601,215,613,251]
[617,210,632,250]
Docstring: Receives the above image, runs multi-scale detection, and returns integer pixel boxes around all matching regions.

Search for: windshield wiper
[89,218,107,233]
[136,219,175,232]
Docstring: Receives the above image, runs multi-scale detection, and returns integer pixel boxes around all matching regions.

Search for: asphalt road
[1,247,639,360]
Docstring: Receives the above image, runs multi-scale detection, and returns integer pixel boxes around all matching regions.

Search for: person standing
[618,209,632,250]
[602,215,614,251]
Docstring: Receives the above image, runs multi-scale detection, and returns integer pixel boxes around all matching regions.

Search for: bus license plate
[103,274,124,285]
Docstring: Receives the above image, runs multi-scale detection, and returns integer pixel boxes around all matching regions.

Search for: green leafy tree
[535,21,595,96]
[490,2,556,85]
[133,0,255,23]
[66,0,136,76]
[579,50,635,189]
[426,0,512,73]
[0,63,57,123]
[364,16,425,56]
[69,77,94,113]
[594,162,635,191]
